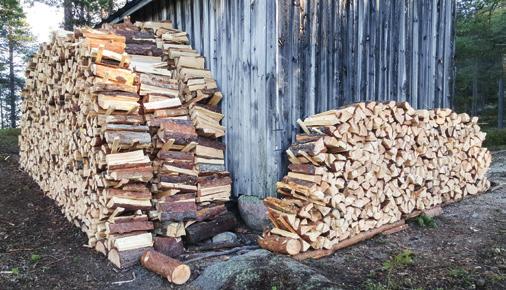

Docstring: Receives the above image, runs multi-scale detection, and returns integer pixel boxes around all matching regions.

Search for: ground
[0,130,505,290]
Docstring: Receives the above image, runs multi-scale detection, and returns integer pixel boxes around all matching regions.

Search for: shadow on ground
[0,132,505,290]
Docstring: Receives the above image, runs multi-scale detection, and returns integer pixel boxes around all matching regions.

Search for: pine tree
[0,0,34,128]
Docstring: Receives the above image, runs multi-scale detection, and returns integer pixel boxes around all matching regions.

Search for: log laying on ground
[141,250,191,285]
[260,101,491,256]
[108,246,153,268]
[185,212,238,244]
[257,234,302,255]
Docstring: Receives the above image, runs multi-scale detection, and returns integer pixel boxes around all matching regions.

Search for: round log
[258,235,301,255]
[141,250,190,285]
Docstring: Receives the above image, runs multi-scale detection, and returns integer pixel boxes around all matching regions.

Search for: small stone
[475,278,486,288]
[212,231,237,244]
[238,195,270,232]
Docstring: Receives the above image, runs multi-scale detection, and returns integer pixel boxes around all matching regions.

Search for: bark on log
[258,235,302,255]
[195,204,227,222]
[108,246,153,269]
[141,250,191,285]
[293,220,406,260]
[185,212,237,244]
[153,237,185,258]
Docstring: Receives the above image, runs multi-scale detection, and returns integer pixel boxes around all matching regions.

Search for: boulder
[212,231,238,244]
[238,195,270,232]
[190,249,340,290]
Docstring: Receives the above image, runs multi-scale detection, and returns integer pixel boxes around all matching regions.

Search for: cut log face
[108,246,153,269]
[260,102,491,256]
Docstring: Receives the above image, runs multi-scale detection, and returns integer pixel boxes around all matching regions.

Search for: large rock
[238,195,270,231]
[189,249,340,290]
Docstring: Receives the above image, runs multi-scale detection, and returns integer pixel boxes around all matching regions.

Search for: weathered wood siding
[129,0,455,198]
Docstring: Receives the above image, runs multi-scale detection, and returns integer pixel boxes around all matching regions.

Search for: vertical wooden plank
[192,0,202,52]
[443,0,454,108]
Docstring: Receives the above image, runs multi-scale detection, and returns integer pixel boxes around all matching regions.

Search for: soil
[0,137,505,290]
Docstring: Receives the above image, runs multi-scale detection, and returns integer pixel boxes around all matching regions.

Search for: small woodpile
[19,19,234,278]
[259,102,491,257]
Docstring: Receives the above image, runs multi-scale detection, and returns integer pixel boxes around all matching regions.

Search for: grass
[30,254,41,263]
[415,215,437,228]
[383,249,415,271]
[0,128,20,154]
[11,267,20,275]
[448,267,473,287]
[363,250,416,290]
[483,128,506,150]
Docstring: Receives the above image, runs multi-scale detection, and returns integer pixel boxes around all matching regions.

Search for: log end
[170,264,191,285]
[286,239,302,255]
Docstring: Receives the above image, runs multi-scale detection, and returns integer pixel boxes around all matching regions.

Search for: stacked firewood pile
[106,19,235,249]
[259,102,491,256]
[19,29,156,268]
[19,19,235,280]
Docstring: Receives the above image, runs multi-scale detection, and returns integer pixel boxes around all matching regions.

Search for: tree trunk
[1,97,4,129]
[471,62,478,116]
[499,78,504,129]
[63,0,73,31]
[8,38,16,128]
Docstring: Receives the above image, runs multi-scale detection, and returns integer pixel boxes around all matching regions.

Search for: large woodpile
[19,19,234,272]
[19,29,155,267]
[259,102,491,255]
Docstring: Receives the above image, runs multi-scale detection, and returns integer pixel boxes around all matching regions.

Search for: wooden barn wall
[129,0,455,198]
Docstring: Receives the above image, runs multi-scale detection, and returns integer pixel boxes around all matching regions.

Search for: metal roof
[98,0,154,26]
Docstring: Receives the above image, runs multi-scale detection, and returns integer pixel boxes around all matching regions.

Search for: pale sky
[23,1,64,43]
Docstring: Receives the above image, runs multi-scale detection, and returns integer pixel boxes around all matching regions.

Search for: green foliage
[11,267,19,275]
[483,128,506,149]
[0,0,35,128]
[455,0,506,122]
[448,267,473,286]
[33,0,126,30]
[415,215,437,228]
[30,253,41,263]
[383,250,415,271]
[0,128,20,153]
[377,249,416,289]
[364,280,388,290]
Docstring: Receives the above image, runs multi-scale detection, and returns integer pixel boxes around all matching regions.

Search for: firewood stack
[259,101,491,255]
[19,28,156,268]
[162,25,234,244]
[106,20,235,250]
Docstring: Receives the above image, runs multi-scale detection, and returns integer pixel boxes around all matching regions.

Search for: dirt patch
[1,135,505,289]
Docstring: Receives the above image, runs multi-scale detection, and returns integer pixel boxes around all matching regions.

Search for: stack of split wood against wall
[19,19,235,278]
[19,29,156,268]
[107,19,236,248]
[259,102,491,257]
